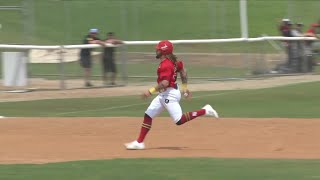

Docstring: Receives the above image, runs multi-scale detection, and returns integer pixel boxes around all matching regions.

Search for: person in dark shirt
[102,32,123,86]
[79,28,104,87]
[304,23,320,71]
[278,19,295,68]
[279,19,292,37]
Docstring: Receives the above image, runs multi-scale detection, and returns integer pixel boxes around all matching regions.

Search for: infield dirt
[0,117,320,164]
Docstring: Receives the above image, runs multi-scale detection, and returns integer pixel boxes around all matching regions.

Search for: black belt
[173,84,178,90]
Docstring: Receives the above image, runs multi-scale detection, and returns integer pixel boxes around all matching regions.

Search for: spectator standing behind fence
[304,22,320,71]
[305,23,320,38]
[279,19,294,69]
[278,18,291,36]
[305,23,320,50]
[291,22,306,72]
[291,22,304,37]
[79,28,105,87]
[102,32,123,86]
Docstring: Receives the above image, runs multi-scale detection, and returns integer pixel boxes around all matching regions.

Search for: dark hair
[165,54,178,68]
[107,32,114,36]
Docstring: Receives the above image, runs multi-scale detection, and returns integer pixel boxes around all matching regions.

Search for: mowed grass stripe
[53,91,238,116]
[0,81,319,118]
[1,158,320,180]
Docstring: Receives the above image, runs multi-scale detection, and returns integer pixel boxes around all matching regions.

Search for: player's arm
[112,39,124,45]
[177,61,191,99]
[149,80,169,94]
[143,80,169,98]
[142,65,171,98]
[104,39,123,47]
[88,38,105,46]
[179,67,188,86]
[179,68,192,99]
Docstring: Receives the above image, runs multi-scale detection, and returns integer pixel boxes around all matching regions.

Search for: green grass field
[0,60,250,81]
[1,81,320,118]
[1,158,320,180]
[0,79,320,180]
[26,61,249,79]
[1,0,320,45]
[0,54,319,81]
[1,0,319,82]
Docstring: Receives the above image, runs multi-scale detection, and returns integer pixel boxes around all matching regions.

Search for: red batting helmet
[156,40,173,55]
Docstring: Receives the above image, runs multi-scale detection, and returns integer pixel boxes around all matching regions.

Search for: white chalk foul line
[53,91,241,116]
[54,102,149,116]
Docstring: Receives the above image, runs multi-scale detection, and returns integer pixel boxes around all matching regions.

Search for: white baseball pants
[145,87,182,123]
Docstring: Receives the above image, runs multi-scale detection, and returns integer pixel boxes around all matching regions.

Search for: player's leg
[125,95,164,149]
[84,68,92,87]
[177,104,219,125]
[158,89,182,123]
[137,95,164,142]
[160,93,205,125]
[105,58,115,85]
[101,57,108,85]
[176,107,206,125]
[161,89,218,125]
[80,56,92,87]
[110,60,117,85]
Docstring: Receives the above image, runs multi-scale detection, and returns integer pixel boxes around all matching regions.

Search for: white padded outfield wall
[2,52,27,87]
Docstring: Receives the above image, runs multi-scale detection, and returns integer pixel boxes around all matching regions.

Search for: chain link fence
[0,0,319,90]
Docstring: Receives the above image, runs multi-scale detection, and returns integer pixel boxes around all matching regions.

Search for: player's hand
[142,90,152,99]
[183,89,192,100]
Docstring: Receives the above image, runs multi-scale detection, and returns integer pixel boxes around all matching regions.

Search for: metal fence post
[59,46,66,89]
[21,0,34,44]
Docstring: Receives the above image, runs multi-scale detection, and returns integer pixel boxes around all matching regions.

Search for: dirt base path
[1,117,320,164]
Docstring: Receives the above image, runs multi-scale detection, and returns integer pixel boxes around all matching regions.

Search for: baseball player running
[125,40,219,150]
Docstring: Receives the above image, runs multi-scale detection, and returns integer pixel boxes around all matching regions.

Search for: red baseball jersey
[157,58,184,88]
[306,28,316,34]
